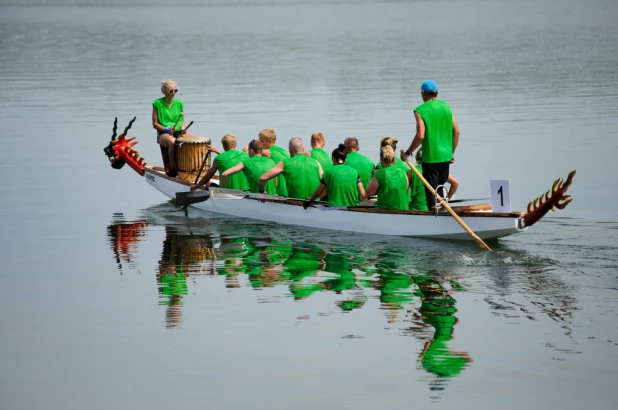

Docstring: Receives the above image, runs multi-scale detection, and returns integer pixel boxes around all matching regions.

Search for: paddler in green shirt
[343,137,375,189]
[258,138,323,200]
[375,137,411,175]
[364,145,410,210]
[258,128,290,197]
[219,139,277,195]
[309,132,333,172]
[303,143,366,209]
[400,80,460,210]
[190,134,250,191]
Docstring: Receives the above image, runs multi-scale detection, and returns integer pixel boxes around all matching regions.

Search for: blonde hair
[221,134,237,151]
[160,79,176,93]
[259,128,276,143]
[380,145,395,165]
[415,149,422,164]
[311,132,325,143]
[380,137,398,149]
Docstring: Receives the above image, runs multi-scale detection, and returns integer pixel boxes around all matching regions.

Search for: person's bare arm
[209,145,221,155]
[452,113,460,157]
[258,161,284,193]
[363,177,379,199]
[220,163,245,188]
[152,106,165,132]
[190,162,218,191]
[357,178,366,201]
[401,111,425,160]
[304,183,326,209]
[316,160,324,179]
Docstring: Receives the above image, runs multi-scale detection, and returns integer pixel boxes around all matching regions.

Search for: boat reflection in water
[107,211,478,381]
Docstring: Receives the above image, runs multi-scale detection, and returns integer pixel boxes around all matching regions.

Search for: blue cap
[420,80,439,93]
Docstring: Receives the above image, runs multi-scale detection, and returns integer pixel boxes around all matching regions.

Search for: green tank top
[374,166,409,210]
[345,152,375,189]
[415,100,454,163]
[409,164,428,211]
[282,155,321,199]
[152,98,184,135]
[269,145,290,196]
[310,147,333,172]
[242,156,276,195]
[215,150,250,190]
[322,164,360,207]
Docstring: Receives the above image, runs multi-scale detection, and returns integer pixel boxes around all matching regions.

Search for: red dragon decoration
[103,117,147,176]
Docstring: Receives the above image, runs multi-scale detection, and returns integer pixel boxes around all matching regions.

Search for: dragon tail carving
[522,170,576,227]
[103,117,147,176]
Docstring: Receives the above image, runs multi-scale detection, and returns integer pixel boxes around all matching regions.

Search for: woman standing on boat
[364,146,410,211]
[190,134,250,191]
[219,139,277,195]
[303,144,366,209]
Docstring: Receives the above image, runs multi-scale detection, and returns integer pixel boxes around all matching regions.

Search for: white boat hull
[144,168,526,240]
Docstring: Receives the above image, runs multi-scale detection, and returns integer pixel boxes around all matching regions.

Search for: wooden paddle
[401,150,493,251]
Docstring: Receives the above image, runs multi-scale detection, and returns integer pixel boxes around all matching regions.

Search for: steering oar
[401,150,493,252]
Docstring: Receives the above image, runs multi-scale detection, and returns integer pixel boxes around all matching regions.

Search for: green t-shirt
[215,150,250,190]
[152,98,184,134]
[242,155,276,195]
[269,145,290,197]
[282,155,321,200]
[415,99,454,163]
[310,147,333,172]
[345,152,374,189]
[409,164,428,211]
[374,166,409,210]
[322,164,360,207]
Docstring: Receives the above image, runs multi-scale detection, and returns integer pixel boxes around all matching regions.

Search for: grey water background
[1,0,617,409]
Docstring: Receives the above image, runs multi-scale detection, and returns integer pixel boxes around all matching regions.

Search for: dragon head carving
[522,170,576,227]
[103,117,146,176]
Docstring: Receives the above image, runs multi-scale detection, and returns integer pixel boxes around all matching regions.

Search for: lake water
[1,0,617,409]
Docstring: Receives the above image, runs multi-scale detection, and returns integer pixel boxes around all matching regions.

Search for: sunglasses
[168,89,178,93]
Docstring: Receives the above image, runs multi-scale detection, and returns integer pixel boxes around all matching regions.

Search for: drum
[174,136,211,182]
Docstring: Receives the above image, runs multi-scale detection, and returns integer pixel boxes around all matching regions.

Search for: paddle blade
[175,190,210,207]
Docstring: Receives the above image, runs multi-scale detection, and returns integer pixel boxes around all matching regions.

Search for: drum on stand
[174,136,211,182]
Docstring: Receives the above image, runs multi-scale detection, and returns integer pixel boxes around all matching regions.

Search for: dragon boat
[104,118,576,241]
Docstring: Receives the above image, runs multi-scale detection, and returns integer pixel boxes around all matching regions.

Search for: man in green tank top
[190,134,249,191]
[258,128,290,196]
[401,80,460,210]
[219,139,277,195]
[309,132,333,172]
[258,138,323,199]
[343,137,375,189]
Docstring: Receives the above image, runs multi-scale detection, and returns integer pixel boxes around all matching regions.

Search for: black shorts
[422,161,450,209]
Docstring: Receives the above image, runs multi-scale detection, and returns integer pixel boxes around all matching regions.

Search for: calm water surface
[1,0,617,409]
